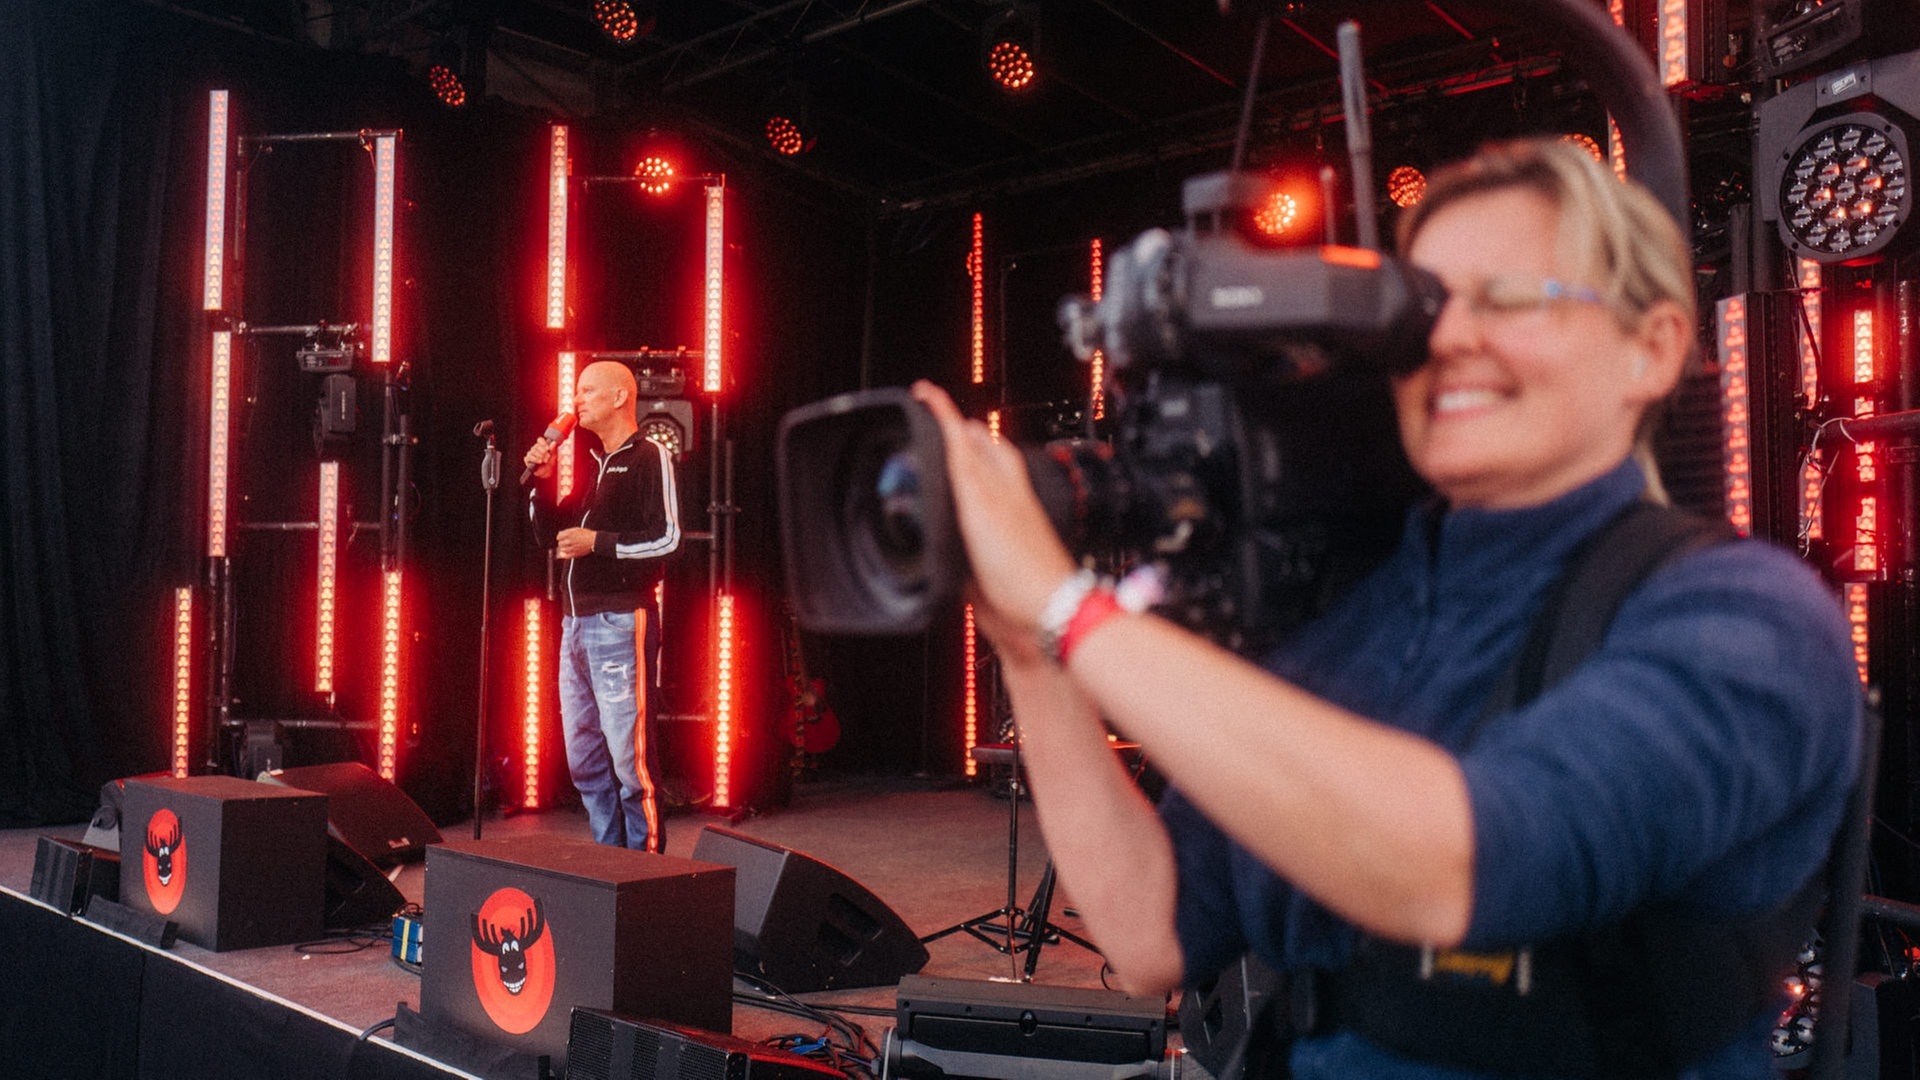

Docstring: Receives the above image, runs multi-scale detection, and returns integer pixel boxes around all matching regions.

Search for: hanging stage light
[1777,115,1912,262]
[982,3,1039,91]
[766,115,806,156]
[1387,165,1427,208]
[633,154,675,195]
[1756,49,1920,265]
[427,63,467,108]
[593,0,650,44]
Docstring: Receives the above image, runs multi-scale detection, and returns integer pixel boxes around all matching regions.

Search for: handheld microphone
[520,411,578,484]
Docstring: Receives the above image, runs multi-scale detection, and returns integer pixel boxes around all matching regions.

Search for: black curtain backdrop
[0,0,1208,830]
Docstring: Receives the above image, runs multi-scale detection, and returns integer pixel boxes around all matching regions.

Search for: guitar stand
[920,741,1121,982]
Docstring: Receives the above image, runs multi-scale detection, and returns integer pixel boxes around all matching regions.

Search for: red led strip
[173,588,193,778]
[371,135,396,364]
[703,183,725,393]
[208,331,232,557]
[558,351,577,500]
[547,126,569,330]
[203,91,228,311]
[379,569,403,780]
[1716,297,1753,536]
[713,593,735,808]
[1798,261,1824,541]
[1847,584,1870,687]
[970,213,985,384]
[524,598,543,809]
[1089,238,1106,421]
[317,462,340,694]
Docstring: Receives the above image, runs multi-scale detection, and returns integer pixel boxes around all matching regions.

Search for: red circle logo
[141,808,187,915]
[468,888,555,1034]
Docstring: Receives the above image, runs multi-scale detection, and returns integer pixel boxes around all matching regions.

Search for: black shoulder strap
[1470,501,1730,743]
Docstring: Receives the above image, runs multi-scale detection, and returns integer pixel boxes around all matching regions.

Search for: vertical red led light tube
[524,598,543,809]
[1716,297,1752,536]
[379,569,403,780]
[1605,3,1628,181]
[203,91,228,311]
[547,125,569,330]
[703,182,725,393]
[713,593,736,808]
[557,351,577,500]
[1798,261,1825,542]
[1848,584,1870,687]
[317,462,340,694]
[173,588,194,777]
[208,331,233,557]
[1089,239,1106,421]
[372,135,397,365]
[970,213,985,385]
[1850,309,1881,577]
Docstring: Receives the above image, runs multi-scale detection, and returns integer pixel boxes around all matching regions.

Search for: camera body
[777,170,1444,648]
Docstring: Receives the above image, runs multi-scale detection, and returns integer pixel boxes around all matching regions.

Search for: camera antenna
[1336,20,1379,250]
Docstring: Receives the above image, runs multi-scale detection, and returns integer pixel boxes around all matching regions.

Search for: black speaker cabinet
[29,836,119,915]
[1176,953,1280,1079]
[568,1009,846,1080]
[691,825,928,993]
[262,761,442,867]
[117,775,327,951]
[421,834,734,1072]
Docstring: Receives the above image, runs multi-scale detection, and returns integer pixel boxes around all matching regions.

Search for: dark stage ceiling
[145,1,1749,214]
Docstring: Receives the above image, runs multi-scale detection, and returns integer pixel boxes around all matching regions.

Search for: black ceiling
[156,1,1747,213]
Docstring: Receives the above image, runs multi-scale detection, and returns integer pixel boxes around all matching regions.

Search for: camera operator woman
[912,137,1861,1079]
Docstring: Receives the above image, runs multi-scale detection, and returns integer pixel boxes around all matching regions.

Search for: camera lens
[873,451,926,560]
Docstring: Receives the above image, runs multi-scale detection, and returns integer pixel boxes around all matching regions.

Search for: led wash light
[372,135,397,364]
[1778,116,1912,263]
[203,91,228,311]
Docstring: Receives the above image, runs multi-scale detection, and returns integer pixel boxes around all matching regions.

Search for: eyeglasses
[1447,277,1608,317]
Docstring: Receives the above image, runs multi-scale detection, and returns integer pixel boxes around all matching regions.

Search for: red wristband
[1056,586,1124,665]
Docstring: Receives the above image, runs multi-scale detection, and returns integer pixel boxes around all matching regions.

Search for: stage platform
[0,774,1138,1079]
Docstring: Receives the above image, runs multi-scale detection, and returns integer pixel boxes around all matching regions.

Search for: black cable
[357,1017,396,1042]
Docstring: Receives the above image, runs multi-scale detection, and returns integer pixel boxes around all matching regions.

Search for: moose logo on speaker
[469,888,556,1034]
[142,809,186,914]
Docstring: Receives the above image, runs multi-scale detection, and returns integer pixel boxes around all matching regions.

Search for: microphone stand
[472,421,502,839]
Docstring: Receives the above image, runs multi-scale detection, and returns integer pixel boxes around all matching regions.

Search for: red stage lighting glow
[203,91,228,311]
[317,462,340,694]
[594,0,642,43]
[372,135,397,364]
[634,155,674,195]
[1387,165,1426,208]
[379,569,403,780]
[1561,133,1605,163]
[703,183,725,393]
[558,351,577,500]
[1253,189,1302,239]
[987,40,1035,90]
[173,588,193,778]
[1715,296,1753,536]
[713,593,736,809]
[427,64,467,108]
[524,598,543,809]
[1089,238,1106,420]
[765,115,806,156]
[970,213,985,384]
[547,125,568,330]
[208,331,232,558]
[1850,308,1880,576]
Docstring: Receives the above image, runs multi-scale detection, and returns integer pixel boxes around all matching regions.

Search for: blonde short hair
[1396,138,1696,500]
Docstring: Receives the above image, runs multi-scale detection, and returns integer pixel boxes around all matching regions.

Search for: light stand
[472,420,501,838]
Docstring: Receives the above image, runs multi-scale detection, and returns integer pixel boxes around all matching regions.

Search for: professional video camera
[775,168,1444,651]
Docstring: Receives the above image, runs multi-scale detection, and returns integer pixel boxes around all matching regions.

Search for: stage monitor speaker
[29,836,119,915]
[262,760,442,867]
[422,834,734,1072]
[118,775,328,951]
[691,824,929,993]
[889,974,1169,1080]
[567,1008,845,1080]
[82,772,169,852]
[322,834,407,930]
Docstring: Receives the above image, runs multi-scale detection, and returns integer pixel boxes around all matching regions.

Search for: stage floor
[1,773,1135,1076]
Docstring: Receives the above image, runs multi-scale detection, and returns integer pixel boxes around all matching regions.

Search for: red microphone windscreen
[546,411,579,441]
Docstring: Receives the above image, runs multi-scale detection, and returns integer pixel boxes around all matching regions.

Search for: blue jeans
[559,608,664,851]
